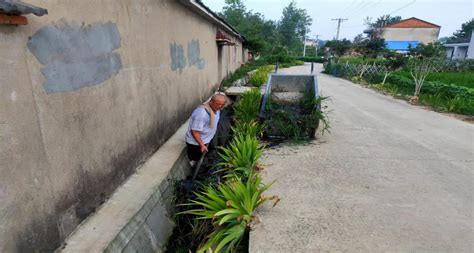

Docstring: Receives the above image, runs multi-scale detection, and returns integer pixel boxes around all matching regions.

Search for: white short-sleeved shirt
[185,107,220,145]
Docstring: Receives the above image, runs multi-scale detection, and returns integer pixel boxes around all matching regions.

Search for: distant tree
[364,15,402,39]
[277,1,312,55]
[408,42,444,59]
[353,34,366,44]
[447,19,474,43]
[220,0,246,27]
[325,39,351,57]
[353,38,386,58]
[365,15,402,28]
[438,36,449,43]
[407,42,444,97]
[381,52,407,85]
[219,0,277,54]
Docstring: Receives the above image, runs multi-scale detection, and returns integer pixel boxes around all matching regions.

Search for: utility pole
[303,27,307,57]
[331,18,348,40]
[314,34,321,56]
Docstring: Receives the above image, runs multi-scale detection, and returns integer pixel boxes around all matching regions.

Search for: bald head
[209,94,226,112]
[211,94,226,103]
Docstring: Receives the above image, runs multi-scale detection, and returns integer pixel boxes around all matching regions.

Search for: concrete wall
[467,31,474,59]
[0,0,245,252]
[382,27,440,44]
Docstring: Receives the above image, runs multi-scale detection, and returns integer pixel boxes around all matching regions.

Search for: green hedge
[298,56,325,63]
[338,57,387,65]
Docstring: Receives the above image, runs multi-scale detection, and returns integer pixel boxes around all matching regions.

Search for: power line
[389,0,417,15]
[347,1,373,19]
[332,18,349,40]
[344,0,367,18]
[339,0,360,17]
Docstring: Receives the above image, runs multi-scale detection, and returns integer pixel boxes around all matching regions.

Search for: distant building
[305,38,317,47]
[364,17,441,53]
[444,30,474,60]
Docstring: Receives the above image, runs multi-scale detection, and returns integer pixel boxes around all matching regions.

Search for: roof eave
[384,17,440,29]
[0,0,48,16]
[178,0,245,43]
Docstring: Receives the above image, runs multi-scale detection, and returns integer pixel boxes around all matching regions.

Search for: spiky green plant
[180,175,277,253]
[233,88,261,124]
[216,134,264,179]
[231,120,266,139]
[249,71,268,87]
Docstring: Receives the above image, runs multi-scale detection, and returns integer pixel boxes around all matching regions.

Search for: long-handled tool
[191,151,207,181]
[181,151,207,192]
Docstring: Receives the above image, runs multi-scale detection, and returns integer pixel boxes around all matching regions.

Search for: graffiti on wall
[170,43,186,73]
[27,20,122,93]
[170,39,205,73]
[187,39,205,70]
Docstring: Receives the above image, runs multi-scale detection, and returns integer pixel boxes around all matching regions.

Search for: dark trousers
[186,142,217,162]
[186,143,203,162]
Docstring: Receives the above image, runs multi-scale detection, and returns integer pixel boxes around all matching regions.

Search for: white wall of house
[467,30,474,59]
[445,45,469,60]
[382,27,440,44]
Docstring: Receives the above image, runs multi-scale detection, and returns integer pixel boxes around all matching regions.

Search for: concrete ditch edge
[60,122,190,253]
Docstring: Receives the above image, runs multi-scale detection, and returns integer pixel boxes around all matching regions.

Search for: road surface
[250,63,474,252]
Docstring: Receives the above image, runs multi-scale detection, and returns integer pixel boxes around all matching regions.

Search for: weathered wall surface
[467,31,474,59]
[0,0,245,251]
[382,27,440,44]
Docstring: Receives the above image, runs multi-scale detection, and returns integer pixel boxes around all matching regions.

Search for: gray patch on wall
[187,39,205,69]
[27,20,122,93]
[170,43,186,73]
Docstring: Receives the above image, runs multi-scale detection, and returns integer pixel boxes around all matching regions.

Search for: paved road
[250,63,474,252]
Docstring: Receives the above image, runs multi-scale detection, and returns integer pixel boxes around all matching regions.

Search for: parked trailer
[260,67,320,140]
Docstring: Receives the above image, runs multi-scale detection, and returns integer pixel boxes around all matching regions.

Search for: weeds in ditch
[264,91,331,141]
[233,88,262,124]
[216,134,264,179]
[231,120,266,139]
[180,175,277,253]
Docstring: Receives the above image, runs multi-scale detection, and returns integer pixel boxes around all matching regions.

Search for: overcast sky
[202,0,473,41]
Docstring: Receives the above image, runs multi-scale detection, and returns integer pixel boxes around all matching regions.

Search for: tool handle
[191,150,207,181]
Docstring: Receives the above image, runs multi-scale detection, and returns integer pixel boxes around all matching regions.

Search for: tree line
[218,0,311,57]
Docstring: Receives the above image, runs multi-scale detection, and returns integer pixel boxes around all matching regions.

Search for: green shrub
[262,53,295,64]
[233,88,261,123]
[231,120,266,139]
[455,59,474,72]
[221,62,264,87]
[294,60,305,65]
[419,94,474,115]
[323,62,346,77]
[249,71,267,87]
[180,176,276,252]
[298,56,325,63]
[216,134,264,179]
[264,94,330,141]
[338,57,387,65]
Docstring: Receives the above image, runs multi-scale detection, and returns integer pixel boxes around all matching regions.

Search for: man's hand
[200,144,208,153]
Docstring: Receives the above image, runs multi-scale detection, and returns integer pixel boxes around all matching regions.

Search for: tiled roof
[385,17,440,28]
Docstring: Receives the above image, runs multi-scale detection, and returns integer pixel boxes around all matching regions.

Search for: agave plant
[216,134,264,179]
[233,88,261,124]
[231,120,266,139]
[180,175,278,253]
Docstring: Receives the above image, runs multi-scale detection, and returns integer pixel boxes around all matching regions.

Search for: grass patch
[396,70,474,89]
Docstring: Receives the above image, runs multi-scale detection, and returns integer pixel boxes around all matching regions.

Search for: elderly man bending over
[185,94,226,165]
